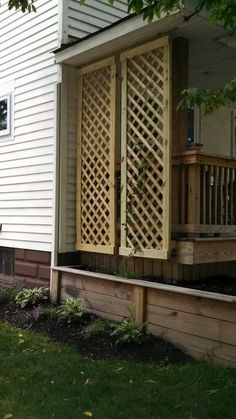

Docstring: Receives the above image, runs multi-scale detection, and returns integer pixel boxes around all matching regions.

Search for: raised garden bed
[51,266,236,367]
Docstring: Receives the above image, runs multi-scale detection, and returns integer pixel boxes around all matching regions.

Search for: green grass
[0,322,236,419]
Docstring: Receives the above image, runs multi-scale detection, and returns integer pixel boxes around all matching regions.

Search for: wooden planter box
[51,266,236,367]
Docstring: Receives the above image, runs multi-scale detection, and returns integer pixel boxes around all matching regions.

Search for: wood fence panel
[120,36,171,259]
[76,58,116,254]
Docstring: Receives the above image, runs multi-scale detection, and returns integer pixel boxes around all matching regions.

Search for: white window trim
[0,80,14,142]
[187,106,201,145]
[0,94,11,137]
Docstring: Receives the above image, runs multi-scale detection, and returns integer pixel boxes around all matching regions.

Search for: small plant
[0,287,19,305]
[15,287,49,308]
[111,306,146,344]
[57,298,86,323]
[84,319,113,338]
[32,306,58,321]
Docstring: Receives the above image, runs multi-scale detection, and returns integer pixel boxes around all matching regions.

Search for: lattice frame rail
[120,37,171,259]
[76,58,116,254]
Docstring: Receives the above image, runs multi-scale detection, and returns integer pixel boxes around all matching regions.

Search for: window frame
[187,106,201,146]
[0,93,11,137]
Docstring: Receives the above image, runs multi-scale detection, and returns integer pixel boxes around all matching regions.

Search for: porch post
[172,37,189,226]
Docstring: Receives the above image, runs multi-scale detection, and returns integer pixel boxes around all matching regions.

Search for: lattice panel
[120,38,171,259]
[76,59,116,254]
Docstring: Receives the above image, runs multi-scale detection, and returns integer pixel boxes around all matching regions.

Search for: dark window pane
[0,98,8,132]
[187,108,194,145]
[4,249,14,276]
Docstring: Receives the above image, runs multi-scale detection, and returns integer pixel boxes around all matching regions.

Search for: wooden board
[119,36,171,259]
[54,266,236,366]
[147,323,236,367]
[76,57,116,254]
[175,239,236,264]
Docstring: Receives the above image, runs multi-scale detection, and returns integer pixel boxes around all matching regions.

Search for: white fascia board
[54,10,185,67]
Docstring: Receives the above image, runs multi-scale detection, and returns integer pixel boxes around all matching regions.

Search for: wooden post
[172,37,189,155]
[171,37,189,225]
[50,269,61,304]
[133,285,145,327]
[188,164,201,233]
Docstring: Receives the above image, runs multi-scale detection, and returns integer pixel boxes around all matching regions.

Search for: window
[0,95,11,137]
[187,107,200,145]
[0,248,14,280]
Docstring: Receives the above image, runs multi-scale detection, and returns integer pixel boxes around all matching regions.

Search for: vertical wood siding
[67,0,128,40]
[0,0,59,252]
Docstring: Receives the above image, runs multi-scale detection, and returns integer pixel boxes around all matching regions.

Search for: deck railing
[172,151,236,236]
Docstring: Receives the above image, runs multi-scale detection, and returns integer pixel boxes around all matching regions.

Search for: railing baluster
[214,166,218,225]
[230,168,234,225]
[220,167,224,225]
[172,151,236,236]
[202,165,206,224]
[225,167,229,225]
[181,165,186,224]
[208,165,212,225]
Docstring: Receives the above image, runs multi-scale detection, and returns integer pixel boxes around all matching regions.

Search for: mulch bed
[178,276,236,296]
[0,300,191,365]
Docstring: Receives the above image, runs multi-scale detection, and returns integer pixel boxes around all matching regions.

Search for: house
[2,0,236,365]
[1,0,236,287]
[52,2,236,285]
[0,0,128,287]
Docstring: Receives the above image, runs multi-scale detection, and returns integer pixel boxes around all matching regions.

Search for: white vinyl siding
[0,0,59,252]
[200,107,234,157]
[67,0,128,40]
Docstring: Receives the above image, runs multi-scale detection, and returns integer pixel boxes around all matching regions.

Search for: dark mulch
[71,265,236,296]
[0,300,191,365]
[178,276,236,296]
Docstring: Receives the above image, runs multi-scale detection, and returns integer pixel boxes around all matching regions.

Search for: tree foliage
[6,0,236,112]
[8,0,36,13]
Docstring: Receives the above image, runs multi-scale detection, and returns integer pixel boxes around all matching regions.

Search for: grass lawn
[0,322,236,419]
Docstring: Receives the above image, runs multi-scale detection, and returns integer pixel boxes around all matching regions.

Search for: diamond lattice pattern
[79,66,113,249]
[124,46,168,253]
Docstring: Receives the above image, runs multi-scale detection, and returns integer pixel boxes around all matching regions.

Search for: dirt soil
[178,276,236,296]
[0,301,191,365]
[73,266,236,297]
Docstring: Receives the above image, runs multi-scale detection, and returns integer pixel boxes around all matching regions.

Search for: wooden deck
[174,237,236,264]
[51,266,236,367]
[172,150,236,238]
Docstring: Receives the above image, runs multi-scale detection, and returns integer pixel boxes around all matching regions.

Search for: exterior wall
[14,248,50,288]
[0,0,60,252]
[59,66,78,253]
[200,106,236,157]
[189,38,236,157]
[67,0,128,40]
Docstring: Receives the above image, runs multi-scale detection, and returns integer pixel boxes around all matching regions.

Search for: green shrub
[32,306,58,321]
[15,287,49,308]
[84,318,113,338]
[57,298,86,323]
[111,307,146,344]
[0,287,19,305]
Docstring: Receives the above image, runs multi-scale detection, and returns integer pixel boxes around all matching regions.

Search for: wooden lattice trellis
[120,37,171,259]
[76,58,116,254]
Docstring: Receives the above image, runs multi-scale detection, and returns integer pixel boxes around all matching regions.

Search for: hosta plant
[15,287,49,308]
[111,306,146,344]
[57,298,86,323]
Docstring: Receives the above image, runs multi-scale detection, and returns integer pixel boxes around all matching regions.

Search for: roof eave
[54,9,186,68]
